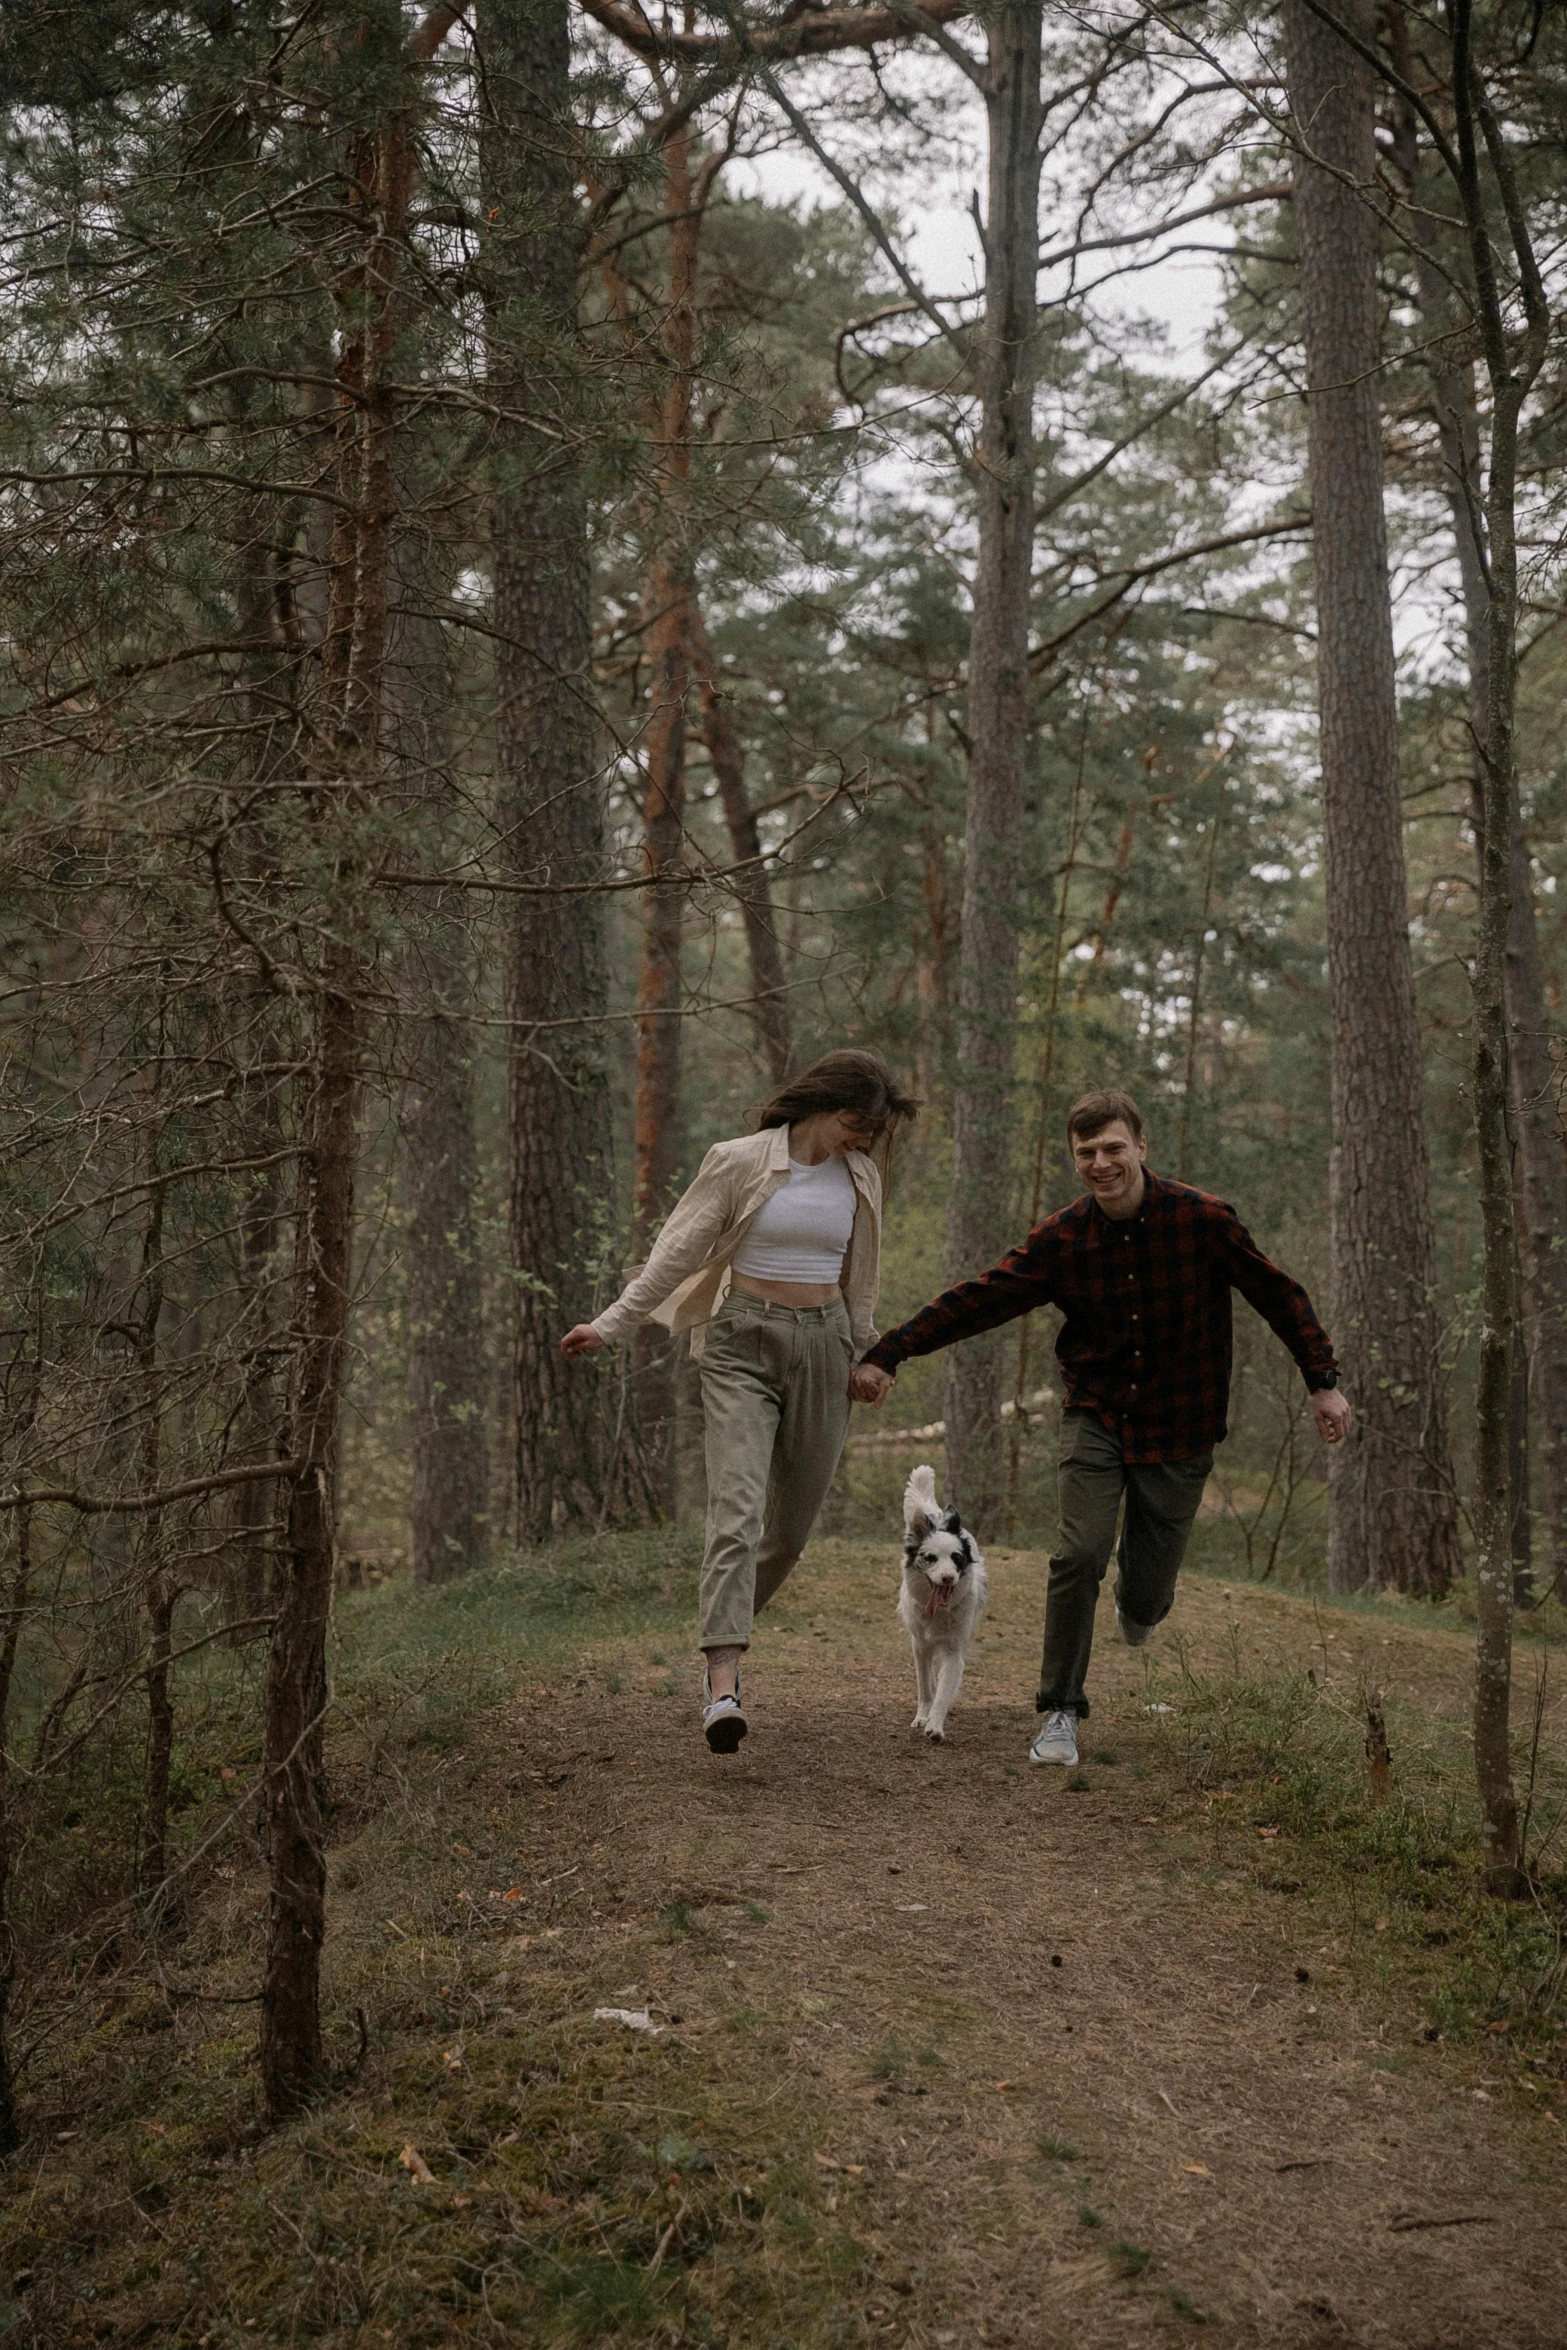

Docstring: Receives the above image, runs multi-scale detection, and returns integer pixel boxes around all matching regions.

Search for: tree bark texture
[388,538,489,1582]
[1470,400,1524,1889]
[261,957,359,2116]
[1426,360,1567,1599]
[482,0,646,1544]
[261,66,407,2109]
[1283,0,1461,1596]
[692,607,791,1083]
[943,0,1043,1524]
[0,1506,29,2156]
[225,479,288,1627]
[630,124,700,1518]
[632,547,687,1512]
[131,1139,173,1905]
[1386,13,1565,1604]
[1447,0,1548,1893]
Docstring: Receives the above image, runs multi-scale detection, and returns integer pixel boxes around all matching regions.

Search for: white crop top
[731,1153,857,1284]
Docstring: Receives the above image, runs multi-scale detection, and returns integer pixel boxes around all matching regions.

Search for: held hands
[561,1324,606,1360]
[1311,1388,1352,1445]
[850,1362,894,1407]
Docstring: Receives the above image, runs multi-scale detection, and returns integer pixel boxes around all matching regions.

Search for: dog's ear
[943,1507,963,1536]
[903,1462,941,1540]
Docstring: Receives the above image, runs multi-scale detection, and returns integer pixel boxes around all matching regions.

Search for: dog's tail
[903,1462,941,1538]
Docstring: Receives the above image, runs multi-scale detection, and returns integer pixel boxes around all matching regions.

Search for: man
[851,1090,1350,1766]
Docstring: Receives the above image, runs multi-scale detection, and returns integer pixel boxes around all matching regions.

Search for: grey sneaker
[1115,1600,1152,1649]
[703,1695,747,1752]
[1029,1708,1079,1766]
[702,1667,747,1754]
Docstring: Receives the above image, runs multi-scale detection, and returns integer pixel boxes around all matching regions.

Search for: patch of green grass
[1168,2286,1213,2322]
[1091,1750,1120,1766]
[1109,2239,1153,2281]
[660,1899,694,1937]
[1141,1654,1567,2052]
[1065,1772,1092,1793]
[1037,2135,1080,2163]
[743,1900,772,1923]
[531,2248,665,2338]
[4,1528,883,2350]
[1077,2205,1102,2228]
[867,2037,914,2082]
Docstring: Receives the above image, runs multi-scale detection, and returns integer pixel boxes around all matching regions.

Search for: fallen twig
[647,2198,690,2278]
[1388,2212,1495,2232]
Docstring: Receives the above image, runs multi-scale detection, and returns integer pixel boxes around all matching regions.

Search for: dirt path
[510,1539,1567,2350]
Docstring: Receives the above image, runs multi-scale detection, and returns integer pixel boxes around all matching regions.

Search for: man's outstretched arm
[1219,1206,1349,1444]
[851,1228,1059,1405]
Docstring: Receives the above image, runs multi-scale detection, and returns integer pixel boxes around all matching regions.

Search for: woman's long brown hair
[754,1049,920,1184]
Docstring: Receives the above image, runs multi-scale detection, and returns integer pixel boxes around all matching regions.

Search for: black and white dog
[899,1463,988,1742]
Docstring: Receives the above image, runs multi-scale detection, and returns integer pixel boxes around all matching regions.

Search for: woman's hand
[850,1363,893,1406]
[561,1324,606,1360]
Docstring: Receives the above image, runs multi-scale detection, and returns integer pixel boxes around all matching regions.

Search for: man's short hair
[1066,1089,1144,1145]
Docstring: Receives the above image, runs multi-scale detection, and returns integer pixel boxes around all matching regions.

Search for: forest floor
[6,1534,1567,2349]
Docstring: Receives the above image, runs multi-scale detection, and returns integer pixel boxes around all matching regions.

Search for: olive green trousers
[697,1291,853,1650]
[1036,1409,1214,1718]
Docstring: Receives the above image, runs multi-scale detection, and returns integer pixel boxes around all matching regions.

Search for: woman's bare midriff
[729,1273,842,1309]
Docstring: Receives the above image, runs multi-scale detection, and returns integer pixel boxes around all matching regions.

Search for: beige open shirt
[590,1126,883,1361]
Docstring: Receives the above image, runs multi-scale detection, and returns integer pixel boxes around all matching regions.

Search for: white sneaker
[1115,1601,1152,1649]
[1029,1709,1079,1766]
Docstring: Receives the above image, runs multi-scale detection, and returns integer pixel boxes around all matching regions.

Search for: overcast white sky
[729,115,1226,367]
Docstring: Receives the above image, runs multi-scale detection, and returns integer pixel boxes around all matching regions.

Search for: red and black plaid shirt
[863,1170,1337,1463]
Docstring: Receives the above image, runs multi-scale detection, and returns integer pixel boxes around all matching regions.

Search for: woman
[562,1049,917,1752]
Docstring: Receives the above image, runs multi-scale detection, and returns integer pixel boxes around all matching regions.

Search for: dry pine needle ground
[2,1534,1565,2349]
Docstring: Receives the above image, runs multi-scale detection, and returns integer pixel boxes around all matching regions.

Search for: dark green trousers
[1036,1409,1213,1718]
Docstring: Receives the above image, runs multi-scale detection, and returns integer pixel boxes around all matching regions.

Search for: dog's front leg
[924,1650,966,1742]
[911,1637,935,1731]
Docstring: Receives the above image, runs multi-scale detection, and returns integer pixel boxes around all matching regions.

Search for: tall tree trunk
[388,538,489,1582]
[1443,0,1549,1894]
[481,0,643,1545]
[630,123,700,1518]
[1282,0,1461,1596]
[262,952,359,2114]
[633,551,688,1516]
[914,821,949,1110]
[0,1503,30,2156]
[133,1115,174,1906]
[403,939,486,1580]
[230,1155,283,1626]
[943,0,1043,1522]
[1424,354,1566,1602]
[226,462,288,1627]
[691,607,791,1083]
[261,66,408,2108]
[1384,15,1567,1601]
[140,1565,175,1899]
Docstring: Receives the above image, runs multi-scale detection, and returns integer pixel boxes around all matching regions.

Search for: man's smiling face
[1071,1119,1148,1217]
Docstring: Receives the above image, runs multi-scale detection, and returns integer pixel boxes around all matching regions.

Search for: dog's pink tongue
[923,1585,948,1620]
